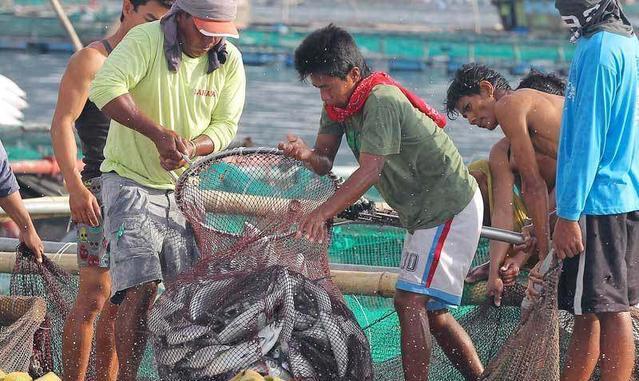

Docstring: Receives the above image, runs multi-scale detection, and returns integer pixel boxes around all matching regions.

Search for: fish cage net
[5,146,639,380]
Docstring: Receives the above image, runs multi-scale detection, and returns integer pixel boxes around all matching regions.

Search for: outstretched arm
[485,139,516,303]
[497,97,550,260]
[297,152,385,243]
[279,133,342,176]
[50,47,104,226]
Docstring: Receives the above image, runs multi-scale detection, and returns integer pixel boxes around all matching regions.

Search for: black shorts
[558,211,639,315]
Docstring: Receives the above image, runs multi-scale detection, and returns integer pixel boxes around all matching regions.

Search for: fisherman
[531,0,639,379]
[445,64,563,275]
[0,139,44,261]
[88,0,245,378]
[50,0,172,379]
[465,70,565,306]
[281,24,484,381]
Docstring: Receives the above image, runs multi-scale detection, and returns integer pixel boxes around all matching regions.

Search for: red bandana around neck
[324,72,447,128]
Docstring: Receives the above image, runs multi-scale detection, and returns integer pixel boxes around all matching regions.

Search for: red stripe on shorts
[426,219,453,287]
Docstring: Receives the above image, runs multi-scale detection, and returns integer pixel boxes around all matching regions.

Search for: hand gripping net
[10,243,79,378]
[479,254,562,381]
[149,147,373,381]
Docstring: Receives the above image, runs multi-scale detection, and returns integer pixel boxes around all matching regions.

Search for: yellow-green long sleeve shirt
[89,21,245,189]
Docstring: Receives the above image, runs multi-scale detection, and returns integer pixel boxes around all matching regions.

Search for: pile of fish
[148,265,373,381]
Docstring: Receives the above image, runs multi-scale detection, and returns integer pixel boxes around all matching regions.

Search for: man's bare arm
[50,48,105,226]
[496,96,550,259]
[0,192,44,261]
[487,139,517,277]
[279,133,341,175]
[101,94,186,166]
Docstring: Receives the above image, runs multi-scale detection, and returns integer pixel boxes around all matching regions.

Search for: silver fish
[166,324,210,346]
[189,278,235,322]
[147,313,171,336]
[257,320,282,355]
[277,270,296,352]
[304,281,332,312]
[293,310,316,331]
[296,319,328,343]
[288,342,317,379]
[217,299,265,344]
[156,345,191,366]
[319,310,349,378]
[153,297,184,319]
[195,340,262,377]
[187,344,233,369]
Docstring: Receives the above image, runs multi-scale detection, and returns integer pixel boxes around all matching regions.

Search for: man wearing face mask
[550,0,639,379]
[89,0,245,379]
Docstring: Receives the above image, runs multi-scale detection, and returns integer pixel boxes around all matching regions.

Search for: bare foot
[465,261,490,283]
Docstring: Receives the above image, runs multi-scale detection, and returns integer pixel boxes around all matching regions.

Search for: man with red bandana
[279,24,484,381]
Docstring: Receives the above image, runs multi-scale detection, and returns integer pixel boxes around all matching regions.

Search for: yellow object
[3,372,32,381]
[34,373,61,381]
[229,370,285,381]
[468,159,529,232]
[0,369,7,380]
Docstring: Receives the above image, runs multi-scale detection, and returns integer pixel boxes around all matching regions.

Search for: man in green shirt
[280,24,484,381]
[89,0,245,379]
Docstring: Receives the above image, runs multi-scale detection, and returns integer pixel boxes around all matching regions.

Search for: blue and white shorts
[396,189,483,311]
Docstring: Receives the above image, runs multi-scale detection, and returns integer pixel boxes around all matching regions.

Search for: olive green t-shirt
[320,85,477,231]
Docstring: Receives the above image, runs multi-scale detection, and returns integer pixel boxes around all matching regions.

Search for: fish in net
[149,147,373,380]
[10,243,79,378]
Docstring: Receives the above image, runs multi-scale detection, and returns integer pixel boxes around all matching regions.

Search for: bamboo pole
[0,252,399,296]
[48,0,83,52]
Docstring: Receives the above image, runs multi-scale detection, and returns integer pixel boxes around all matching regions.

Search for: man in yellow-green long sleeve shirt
[88,0,245,379]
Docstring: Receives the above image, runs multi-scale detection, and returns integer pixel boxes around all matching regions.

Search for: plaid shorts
[77,177,109,268]
[101,173,199,298]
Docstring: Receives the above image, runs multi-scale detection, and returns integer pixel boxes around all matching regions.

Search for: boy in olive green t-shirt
[279,25,484,381]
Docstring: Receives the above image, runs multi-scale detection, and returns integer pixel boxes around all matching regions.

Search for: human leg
[395,189,483,381]
[63,184,115,381]
[561,314,600,381]
[95,300,119,381]
[394,290,433,381]
[428,309,483,380]
[598,311,635,381]
[114,282,158,381]
[100,173,167,381]
[62,267,113,381]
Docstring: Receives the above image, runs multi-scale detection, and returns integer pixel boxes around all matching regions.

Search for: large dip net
[148,147,373,380]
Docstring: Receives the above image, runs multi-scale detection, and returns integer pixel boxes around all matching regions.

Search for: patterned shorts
[77,177,109,268]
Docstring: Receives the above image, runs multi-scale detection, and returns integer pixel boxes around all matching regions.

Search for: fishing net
[0,294,47,373]
[149,147,373,380]
[10,243,79,378]
[479,255,562,380]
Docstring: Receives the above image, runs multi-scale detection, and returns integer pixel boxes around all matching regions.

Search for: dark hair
[294,24,371,81]
[516,69,566,96]
[445,63,511,119]
[120,0,174,22]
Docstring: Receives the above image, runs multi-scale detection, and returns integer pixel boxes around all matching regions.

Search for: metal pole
[481,226,524,245]
[48,0,83,52]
